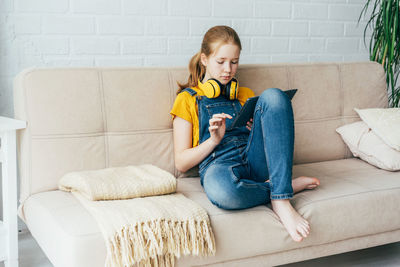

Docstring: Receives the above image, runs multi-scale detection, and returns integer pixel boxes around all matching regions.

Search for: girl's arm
[173,113,231,173]
[173,117,218,173]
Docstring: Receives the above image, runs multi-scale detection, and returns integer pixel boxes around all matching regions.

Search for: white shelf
[0,117,26,132]
[1,116,26,267]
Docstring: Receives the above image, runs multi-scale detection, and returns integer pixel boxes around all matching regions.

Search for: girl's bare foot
[264,176,318,241]
[271,199,310,242]
[292,176,320,194]
[264,176,320,194]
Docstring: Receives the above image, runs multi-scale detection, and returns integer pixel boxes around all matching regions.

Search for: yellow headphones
[198,78,239,100]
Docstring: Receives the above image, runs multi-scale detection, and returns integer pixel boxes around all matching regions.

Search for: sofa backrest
[14,62,388,203]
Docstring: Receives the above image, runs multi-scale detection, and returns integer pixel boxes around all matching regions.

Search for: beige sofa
[14,61,400,267]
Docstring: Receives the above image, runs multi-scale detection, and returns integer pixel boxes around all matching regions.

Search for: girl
[170,25,320,242]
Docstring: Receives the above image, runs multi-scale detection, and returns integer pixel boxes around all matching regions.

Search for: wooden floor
[1,230,400,267]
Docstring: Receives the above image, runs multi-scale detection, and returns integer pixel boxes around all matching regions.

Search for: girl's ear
[200,53,208,67]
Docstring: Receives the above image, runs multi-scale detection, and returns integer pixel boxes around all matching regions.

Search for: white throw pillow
[354,107,400,151]
[336,121,400,171]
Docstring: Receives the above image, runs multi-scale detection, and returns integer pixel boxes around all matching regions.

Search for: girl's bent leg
[243,88,312,242]
[244,88,295,199]
[202,161,270,210]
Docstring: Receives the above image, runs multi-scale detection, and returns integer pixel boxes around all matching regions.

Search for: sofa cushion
[22,158,400,267]
[336,121,400,171]
[354,107,400,151]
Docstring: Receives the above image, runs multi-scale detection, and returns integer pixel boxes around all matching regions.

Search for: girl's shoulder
[173,87,200,108]
[171,88,198,122]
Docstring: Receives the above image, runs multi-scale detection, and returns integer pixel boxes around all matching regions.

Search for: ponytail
[176,51,205,94]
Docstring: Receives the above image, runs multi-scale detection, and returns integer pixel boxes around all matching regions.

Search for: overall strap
[182,88,197,96]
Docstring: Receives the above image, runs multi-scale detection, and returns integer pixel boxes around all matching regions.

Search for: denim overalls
[182,87,295,210]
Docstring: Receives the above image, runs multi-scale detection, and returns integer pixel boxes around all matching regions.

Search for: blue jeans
[196,88,295,210]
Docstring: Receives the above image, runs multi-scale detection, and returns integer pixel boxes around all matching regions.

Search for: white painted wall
[0,0,373,226]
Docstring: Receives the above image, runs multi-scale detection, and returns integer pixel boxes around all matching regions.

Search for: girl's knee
[203,178,232,209]
[206,191,244,210]
[205,185,258,210]
[203,167,243,210]
[259,88,290,109]
[260,88,285,101]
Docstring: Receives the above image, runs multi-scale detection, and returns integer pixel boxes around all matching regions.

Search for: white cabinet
[0,116,26,267]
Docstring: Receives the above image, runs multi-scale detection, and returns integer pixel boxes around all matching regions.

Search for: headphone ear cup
[225,78,239,100]
[199,79,221,98]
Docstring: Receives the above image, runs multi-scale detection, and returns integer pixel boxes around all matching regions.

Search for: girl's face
[201,43,240,85]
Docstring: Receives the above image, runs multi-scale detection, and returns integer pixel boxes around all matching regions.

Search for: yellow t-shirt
[170,85,255,147]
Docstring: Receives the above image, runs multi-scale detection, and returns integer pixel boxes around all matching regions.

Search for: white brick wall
[16,0,69,13]
[43,16,95,34]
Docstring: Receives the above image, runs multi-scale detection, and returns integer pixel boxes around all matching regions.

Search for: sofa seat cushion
[22,158,400,267]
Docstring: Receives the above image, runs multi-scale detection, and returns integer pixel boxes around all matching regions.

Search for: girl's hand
[246,118,253,131]
[209,113,232,145]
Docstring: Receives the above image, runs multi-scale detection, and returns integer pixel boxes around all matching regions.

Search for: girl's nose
[224,62,231,72]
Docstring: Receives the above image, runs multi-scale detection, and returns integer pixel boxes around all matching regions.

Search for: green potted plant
[359,0,400,107]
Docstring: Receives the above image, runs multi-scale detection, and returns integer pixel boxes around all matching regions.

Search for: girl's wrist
[209,137,220,146]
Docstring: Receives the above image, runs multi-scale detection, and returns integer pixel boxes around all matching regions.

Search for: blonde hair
[177,25,242,94]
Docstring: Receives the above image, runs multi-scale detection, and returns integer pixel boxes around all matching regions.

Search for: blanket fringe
[106,219,216,267]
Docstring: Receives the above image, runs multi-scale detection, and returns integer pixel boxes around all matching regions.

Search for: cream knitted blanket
[59,164,216,267]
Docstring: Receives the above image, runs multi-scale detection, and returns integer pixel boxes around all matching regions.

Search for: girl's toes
[297,226,308,238]
[297,229,305,238]
[292,232,303,242]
